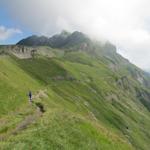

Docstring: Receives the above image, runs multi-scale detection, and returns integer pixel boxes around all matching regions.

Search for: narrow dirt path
[12,106,43,135]
[0,90,47,141]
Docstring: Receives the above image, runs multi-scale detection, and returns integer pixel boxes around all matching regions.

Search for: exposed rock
[117,76,131,90]
[135,87,150,111]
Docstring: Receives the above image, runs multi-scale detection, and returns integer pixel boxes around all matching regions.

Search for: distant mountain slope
[17,31,90,48]
[17,35,50,46]
[12,30,150,102]
[17,31,68,47]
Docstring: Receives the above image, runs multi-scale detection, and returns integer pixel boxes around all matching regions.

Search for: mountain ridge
[17,31,88,48]
[0,31,150,150]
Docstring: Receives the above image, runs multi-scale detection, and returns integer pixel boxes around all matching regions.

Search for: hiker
[28,91,32,102]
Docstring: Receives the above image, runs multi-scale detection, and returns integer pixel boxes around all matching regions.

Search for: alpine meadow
[0,31,150,150]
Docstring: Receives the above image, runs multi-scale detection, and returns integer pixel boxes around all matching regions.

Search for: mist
[2,0,150,70]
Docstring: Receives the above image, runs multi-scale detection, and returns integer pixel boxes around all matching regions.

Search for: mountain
[17,35,50,46]
[17,31,90,49]
[0,31,150,150]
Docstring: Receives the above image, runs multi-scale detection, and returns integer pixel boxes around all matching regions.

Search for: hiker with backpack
[28,91,32,103]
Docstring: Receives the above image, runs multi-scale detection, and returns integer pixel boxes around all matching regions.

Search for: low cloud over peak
[2,0,150,70]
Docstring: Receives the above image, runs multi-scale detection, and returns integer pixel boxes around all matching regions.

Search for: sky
[0,0,150,70]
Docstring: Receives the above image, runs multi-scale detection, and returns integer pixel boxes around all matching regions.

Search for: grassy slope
[0,51,150,150]
[0,56,41,115]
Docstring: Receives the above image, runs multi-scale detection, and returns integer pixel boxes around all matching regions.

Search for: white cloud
[2,0,150,70]
[0,25,22,41]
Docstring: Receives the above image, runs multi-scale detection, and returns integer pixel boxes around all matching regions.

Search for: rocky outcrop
[117,76,131,90]
[135,87,150,111]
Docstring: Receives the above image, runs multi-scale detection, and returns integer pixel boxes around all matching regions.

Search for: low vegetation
[0,33,150,149]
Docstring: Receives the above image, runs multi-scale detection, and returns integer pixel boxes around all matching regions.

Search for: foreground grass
[0,53,150,150]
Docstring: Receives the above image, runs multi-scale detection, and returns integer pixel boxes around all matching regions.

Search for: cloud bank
[2,0,150,70]
[0,25,22,41]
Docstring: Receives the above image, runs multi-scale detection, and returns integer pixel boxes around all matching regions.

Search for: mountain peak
[17,31,90,48]
[60,30,71,37]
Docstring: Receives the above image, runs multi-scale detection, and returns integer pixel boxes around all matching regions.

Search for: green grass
[0,51,150,150]
[0,56,41,116]
[0,109,134,150]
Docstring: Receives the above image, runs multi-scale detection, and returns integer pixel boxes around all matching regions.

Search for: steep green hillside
[0,43,150,150]
[0,56,41,116]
